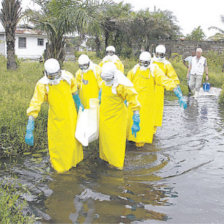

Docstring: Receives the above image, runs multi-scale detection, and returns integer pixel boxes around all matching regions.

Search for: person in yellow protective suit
[127,52,187,148]
[100,62,141,170]
[153,45,186,133]
[99,46,124,73]
[25,58,84,173]
[75,54,103,108]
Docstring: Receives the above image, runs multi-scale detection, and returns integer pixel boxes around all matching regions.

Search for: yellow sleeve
[154,65,177,91]
[98,61,104,68]
[117,85,141,111]
[116,60,124,73]
[95,65,103,88]
[75,70,82,90]
[27,82,47,118]
[71,74,78,93]
[166,63,180,85]
[127,69,135,82]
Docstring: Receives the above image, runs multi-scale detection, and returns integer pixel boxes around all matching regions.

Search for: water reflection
[1,88,224,223]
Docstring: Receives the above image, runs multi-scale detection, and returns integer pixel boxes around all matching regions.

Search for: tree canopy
[185,26,205,41]
[25,0,182,61]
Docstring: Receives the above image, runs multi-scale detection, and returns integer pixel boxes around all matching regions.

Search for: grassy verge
[0,54,223,157]
[0,53,223,222]
[0,56,48,156]
[0,180,35,224]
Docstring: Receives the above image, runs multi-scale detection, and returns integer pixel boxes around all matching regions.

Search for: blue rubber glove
[73,94,84,111]
[174,86,187,109]
[98,89,102,104]
[25,117,35,146]
[131,112,140,138]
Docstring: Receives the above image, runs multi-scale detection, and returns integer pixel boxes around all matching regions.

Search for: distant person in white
[183,51,196,94]
[187,48,209,97]
[183,51,196,68]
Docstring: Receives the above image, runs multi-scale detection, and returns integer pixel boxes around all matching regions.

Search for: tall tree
[186,26,205,41]
[26,0,109,64]
[1,0,22,70]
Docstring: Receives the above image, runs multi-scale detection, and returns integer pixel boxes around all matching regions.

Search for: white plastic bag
[75,98,99,146]
[75,109,89,146]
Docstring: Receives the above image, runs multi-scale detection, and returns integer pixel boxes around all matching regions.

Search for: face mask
[106,55,116,62]
[139,60,150,70]
[45,70,61,80]
[101,71,115,86]
[104,79,114,86]
[106,51,115,56]
[48,79,61,85]
[156,53,165,62]
[79,62,90,73]
[45,70,62,85]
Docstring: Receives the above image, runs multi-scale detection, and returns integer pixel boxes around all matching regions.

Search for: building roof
[15,28,47,37]
[0,22,47,37]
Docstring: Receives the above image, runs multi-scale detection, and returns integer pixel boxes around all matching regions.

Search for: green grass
[0,180,35,224]
[0,56,48,156]
[0,54,223,157]
[0,53,223,222]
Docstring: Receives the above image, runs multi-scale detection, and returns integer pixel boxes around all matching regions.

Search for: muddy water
[1,88,224,223]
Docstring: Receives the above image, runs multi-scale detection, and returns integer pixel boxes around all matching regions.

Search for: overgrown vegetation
[0,180,35,223]
[24,0,181,62]
[0,52,224,157]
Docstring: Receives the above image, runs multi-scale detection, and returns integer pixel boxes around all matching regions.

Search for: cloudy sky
[18,0,224,37]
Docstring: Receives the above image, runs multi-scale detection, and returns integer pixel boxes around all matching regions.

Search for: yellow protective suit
[76,64,102,108]
[99,56,124,73]
[153,60,180,127]
[127,64,177,145]
[27,71,83,173]
[99,83,140,169]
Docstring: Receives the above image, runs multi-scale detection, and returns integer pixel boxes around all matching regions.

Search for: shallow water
[1,87,224,223]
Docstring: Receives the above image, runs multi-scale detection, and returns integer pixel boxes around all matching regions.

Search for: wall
[148,40,224,58]
[15,35,48,59]
[0,34,5,56]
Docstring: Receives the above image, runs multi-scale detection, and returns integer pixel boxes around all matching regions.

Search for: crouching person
[25,58,84,173]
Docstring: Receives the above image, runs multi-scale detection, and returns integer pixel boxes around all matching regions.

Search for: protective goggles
[139,60,150,67]
[101,72,114,81]
[79,62,90,71]
[106,51,115,56]
[45,70,61,80]
[156,53,165,58]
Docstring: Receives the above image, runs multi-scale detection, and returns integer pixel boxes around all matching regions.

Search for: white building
[0,23,48,60]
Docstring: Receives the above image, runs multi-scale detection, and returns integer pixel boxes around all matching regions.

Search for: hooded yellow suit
[27,71,83,173]
[127,64,177,145]
[99,55,124,73]
[76,63,102,108]
[99,81,140,169]
[153,60,180,127]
